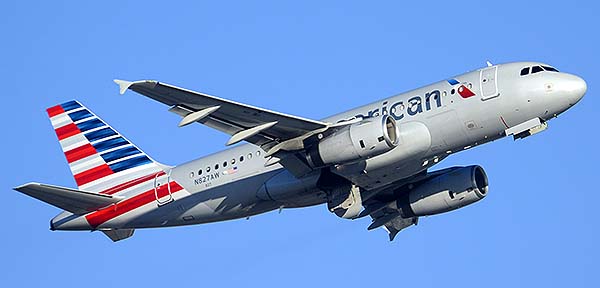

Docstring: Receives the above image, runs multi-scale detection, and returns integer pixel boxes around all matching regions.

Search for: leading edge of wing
[113,79,330,128]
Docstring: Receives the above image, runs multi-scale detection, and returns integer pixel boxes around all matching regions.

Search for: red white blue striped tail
[47,100,164,194]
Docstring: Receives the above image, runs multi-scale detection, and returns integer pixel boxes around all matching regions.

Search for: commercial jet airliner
[14,62,586,241]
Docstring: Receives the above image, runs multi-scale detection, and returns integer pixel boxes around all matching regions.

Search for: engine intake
[307,115,399,168]
[398,165,488,217]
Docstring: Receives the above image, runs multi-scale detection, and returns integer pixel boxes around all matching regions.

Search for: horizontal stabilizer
[14,182,124,214]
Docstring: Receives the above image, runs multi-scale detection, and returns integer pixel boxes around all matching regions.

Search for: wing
[114,80,328,148]
[115,79,339,177]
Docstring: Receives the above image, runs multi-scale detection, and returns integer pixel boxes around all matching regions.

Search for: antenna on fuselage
[486,60,493,67]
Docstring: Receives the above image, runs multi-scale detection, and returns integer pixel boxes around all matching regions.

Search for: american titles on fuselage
[355,89,443,121]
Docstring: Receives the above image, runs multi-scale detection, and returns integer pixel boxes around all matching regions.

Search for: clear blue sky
[1,1,597,287]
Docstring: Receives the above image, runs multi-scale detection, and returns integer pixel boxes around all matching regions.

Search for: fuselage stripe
[86,181,184,228]
[100,171,166,195]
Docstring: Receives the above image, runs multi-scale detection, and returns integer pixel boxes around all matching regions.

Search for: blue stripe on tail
[76,118,105,132]
[93,137,129,153]
[61,100,82,112]
[85,127,117,142]
[68,110,94,122]
[101,146,141,163]
[109,155,153,173]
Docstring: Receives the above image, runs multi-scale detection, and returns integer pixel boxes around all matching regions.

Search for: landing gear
[318,170,362,219]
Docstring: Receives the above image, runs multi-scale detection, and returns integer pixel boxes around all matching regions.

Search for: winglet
[113,79,134,95]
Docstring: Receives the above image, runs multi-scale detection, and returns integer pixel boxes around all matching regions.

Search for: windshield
[520,65,560,76]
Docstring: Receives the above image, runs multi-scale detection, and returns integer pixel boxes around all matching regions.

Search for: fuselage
[51,61,586,231]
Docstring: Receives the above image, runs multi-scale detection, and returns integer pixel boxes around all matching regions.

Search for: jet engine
[306,115,399,168]
[397,165,489,217]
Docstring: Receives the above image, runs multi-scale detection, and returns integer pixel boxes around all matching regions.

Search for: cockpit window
[520,65,559,77]
[542,65,559,72]
[531,66,543,74]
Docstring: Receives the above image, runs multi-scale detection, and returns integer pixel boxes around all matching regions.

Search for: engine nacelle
[398,165,489,217]
[307,115,399,168]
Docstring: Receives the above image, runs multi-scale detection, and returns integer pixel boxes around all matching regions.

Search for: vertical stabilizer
[46,100,165,194]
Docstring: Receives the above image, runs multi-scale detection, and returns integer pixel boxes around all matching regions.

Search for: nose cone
[563,74,587,105]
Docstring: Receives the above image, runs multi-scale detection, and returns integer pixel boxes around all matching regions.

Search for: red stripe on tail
[74,164,114,186]
[55,123,81,140]
[64,144,97,163]
[47,105,65,117]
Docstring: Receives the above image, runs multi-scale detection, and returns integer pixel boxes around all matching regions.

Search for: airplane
[14,61,586,242]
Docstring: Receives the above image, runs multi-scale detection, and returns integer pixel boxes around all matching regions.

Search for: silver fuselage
[51,61,586,230]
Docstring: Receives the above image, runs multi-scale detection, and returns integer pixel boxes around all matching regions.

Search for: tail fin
[47,100,164,193]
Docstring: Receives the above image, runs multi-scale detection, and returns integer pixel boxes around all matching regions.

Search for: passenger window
[531,66,543,74]
[248,153,253,159]
[231,159,236,164]
[542,66,559,72]
[189,172,194,178]
[206,167,211,172]
[256,151,261,156]
[215,163,219,170]
[520,67,530,76]
[240,155,244,162]
[223,161,227,167]
[198,169,202,175]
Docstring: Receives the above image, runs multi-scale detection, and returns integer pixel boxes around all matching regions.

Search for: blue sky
[1,1,598,287]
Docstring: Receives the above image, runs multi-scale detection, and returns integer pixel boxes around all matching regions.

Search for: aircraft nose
[562,74,587,104]
[574,76,587,101]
